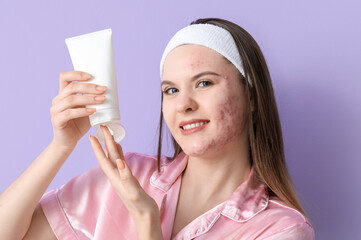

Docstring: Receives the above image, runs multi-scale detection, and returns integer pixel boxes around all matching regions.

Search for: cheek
[217,78,246,130]
[187,95,245,156]
[162,103,172,127]
[210,94,246,146]
[218,96,243,126]
[162,101,180,137]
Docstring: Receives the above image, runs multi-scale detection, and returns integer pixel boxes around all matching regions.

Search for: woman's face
[161,44,249,158]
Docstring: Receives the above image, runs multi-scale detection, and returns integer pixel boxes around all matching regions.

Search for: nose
[176,91,198,113]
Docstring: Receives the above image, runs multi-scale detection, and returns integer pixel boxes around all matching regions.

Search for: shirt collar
[150,152,269,222]
[221,166,269,222]
[150,151,188,192]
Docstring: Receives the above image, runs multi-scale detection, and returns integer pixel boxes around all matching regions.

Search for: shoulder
[265,196,312,226]
[253,196,315,239]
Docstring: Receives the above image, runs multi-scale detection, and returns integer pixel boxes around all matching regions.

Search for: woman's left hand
[89,125,163,239]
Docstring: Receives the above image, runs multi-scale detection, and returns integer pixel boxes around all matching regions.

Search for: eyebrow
[161,71,221,87]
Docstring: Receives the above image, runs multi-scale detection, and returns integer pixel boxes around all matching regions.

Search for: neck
[182,140,251,202]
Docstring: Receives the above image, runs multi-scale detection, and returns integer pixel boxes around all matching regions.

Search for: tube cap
[95,121,125,144]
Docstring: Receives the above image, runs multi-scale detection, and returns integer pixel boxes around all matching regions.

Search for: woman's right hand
[50,71,107,150]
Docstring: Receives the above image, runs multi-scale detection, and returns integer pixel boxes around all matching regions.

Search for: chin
[182,142,211,157]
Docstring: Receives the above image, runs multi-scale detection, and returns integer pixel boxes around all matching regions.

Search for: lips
[179,119,210,135]
[179,119,210,128]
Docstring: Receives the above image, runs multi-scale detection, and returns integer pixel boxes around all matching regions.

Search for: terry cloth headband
[159,23,251,85]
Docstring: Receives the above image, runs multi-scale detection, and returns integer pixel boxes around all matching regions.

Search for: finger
[89,135,118,179]
[52,95,105,113]
[115,159,144,201]
[101,125,121,162]
[104,147,109,158]
[104,144,111,164]
[116,144,125,160]
[105,142,125,163]
[52,82,106,106]
[51,108,95,128]
[116,158,126,171]
[116,159,135,183]
[116,159,133,178]
[59,71,92,91]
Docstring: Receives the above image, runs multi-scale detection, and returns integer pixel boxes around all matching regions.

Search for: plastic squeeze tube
[65,29,125,144]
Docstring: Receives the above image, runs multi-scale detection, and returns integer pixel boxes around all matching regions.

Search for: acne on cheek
[196,94,243,154]
[204,95,245,153]
[188,97,242,156]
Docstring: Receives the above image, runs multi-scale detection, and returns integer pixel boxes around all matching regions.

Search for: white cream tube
[65,29,125,144]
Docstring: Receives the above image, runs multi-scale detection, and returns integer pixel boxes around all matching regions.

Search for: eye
[197,80,213,87]
[163,87,179,95]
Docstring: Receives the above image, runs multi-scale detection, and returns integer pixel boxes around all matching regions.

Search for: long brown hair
[157,18,307,217]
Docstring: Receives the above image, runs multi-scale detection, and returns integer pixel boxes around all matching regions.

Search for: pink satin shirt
[40,152,315,239]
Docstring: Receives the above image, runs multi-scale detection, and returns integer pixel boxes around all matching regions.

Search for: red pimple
[190,60,204,70]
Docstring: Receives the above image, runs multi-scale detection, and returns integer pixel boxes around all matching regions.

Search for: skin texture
[162,44,248,158]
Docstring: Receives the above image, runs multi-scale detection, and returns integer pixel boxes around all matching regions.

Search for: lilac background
[0,0,360,239]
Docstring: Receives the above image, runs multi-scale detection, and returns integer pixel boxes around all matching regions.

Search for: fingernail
[96,85,107,91]
[86,108,96,113]
[88,134,92,140]
[117,159,125,170]
[82,73,92,79]
[94,96,106,102]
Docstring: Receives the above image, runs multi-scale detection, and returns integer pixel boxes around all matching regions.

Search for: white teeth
[182,122,207,130]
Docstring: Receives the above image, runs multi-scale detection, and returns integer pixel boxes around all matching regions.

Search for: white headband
[160,23,251,85]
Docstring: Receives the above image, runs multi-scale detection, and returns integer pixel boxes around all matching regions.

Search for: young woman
[0,18,315,239]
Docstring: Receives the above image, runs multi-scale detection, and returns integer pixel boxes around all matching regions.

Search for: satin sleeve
[39,152,135,240]
[39,166,110,239]
[261,222,315,240]
[39,152,162,240]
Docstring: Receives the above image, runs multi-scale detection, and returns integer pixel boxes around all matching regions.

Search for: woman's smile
[179,119,210,135]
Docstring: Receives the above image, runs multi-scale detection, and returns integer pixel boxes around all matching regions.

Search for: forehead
[162,44,231,80]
